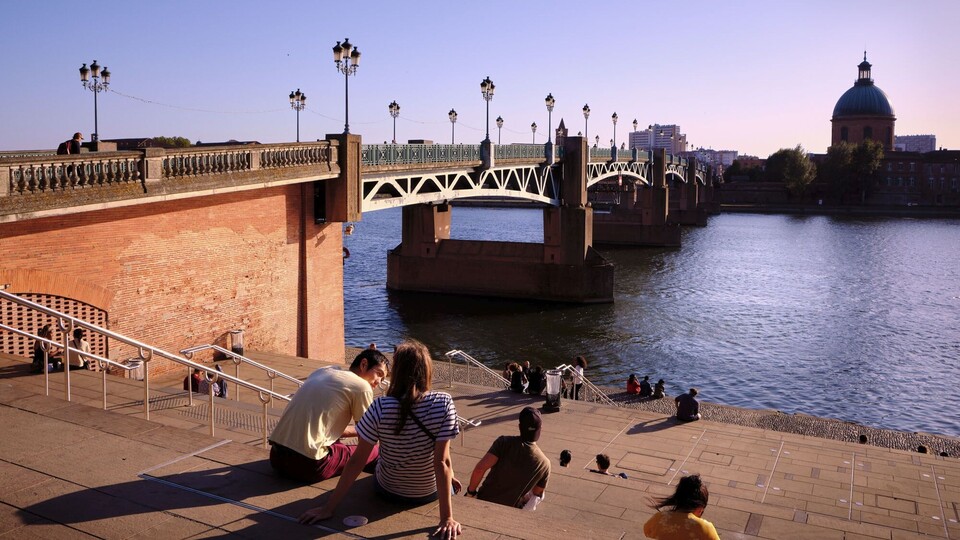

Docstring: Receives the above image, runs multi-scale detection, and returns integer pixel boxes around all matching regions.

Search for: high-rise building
[629,124,687,154]
[894,134,936,153]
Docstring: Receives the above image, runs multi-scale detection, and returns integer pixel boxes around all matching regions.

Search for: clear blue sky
[2,0,958,156]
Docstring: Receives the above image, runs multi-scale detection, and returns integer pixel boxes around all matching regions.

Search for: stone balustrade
[2,152,143,195]
[1,141,336,198]
[0,141,338,223]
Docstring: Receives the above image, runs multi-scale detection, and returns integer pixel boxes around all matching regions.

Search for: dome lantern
[857,51,872,85]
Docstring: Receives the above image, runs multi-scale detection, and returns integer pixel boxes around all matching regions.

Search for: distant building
[629,124,687,154]
[894,134,936,153]
[831,53,896,150]
[682,148,738,170]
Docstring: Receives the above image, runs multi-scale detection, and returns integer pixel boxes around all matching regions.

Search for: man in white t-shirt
[269,349,388,483]
[66,328,92,370]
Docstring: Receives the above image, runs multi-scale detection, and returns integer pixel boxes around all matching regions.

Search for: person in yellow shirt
[643,474,720,540]
[268,348,388,482]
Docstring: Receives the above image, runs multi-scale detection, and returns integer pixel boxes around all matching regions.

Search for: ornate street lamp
[448,109,458,144]
[333,38,361,134]
[79,60,111,142]
[632,118,638,134]
[496,116,504,145]
[388,100,400,143]
[595,135,599,147]
[544,93,555,143]
[611,112,619,147]
[480,76,495,143]
[531,122,537,144]
[289,89,306,142]
[582,104,590,142]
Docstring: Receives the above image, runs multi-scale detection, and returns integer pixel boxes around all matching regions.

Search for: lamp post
[388,100,400,143]
[611,112,618,148]
[496,116,503,145]
[544,93,555,143]
[480,76,495,143]
[595,135,599,148]
[78,60,111,142]
[448,109,458,144]
[582,104,590,142]
[332,38,361,134]
[531,122,537,144]
[289,89,306,142]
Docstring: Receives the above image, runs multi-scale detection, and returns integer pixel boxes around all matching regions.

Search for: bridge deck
[2,351,953,539]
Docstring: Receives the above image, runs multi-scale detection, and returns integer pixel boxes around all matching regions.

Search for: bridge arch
[361,164,559,212]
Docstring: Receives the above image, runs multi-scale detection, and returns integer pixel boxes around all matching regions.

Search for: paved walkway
[0,351,958,539]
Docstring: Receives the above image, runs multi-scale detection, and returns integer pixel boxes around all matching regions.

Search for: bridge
[0,134,718,373]
[1,137,713,220]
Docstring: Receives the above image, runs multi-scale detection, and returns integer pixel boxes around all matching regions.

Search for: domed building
[831,53,895,150]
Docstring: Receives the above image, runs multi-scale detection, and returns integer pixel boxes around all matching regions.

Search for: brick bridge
[0,135,718,374]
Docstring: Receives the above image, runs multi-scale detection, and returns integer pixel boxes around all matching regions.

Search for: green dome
[833,84,895,118]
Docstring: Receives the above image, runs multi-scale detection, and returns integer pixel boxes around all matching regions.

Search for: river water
[343,207,960,437]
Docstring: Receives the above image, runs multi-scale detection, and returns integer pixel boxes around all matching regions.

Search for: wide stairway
[1,316,959,538]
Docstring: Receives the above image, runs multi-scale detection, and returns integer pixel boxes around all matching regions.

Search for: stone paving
[0,350,958,539]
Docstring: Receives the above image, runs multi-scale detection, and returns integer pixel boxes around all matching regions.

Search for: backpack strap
[407,409,437,441]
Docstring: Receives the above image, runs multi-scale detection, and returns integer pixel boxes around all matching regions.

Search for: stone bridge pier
[386,136,613,303]
[669,156,708,226]
[593,149,681,247]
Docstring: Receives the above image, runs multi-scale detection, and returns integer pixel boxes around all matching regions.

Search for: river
[343,207,960,437]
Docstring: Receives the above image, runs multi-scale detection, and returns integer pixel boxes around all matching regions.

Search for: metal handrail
[554,363,616,406]
[444,349,510,389]
[180,343,302,407]
[0,289,289,447]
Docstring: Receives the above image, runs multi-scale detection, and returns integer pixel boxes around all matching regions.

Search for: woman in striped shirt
[299,340,463,538]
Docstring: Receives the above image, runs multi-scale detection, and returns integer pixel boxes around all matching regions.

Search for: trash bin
[230,329,244,358]
[124,359,144,381]
[544,369,562,411]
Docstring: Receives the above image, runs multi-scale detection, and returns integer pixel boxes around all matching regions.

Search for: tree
[723,160,762,183]
[820,140,884,203]
[150,136,192,148]
[764,145,816,198]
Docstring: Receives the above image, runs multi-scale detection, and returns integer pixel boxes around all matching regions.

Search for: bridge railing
[1,141,336,200]
[494,144,547,161]
[3,152,144,195]
[362,144,481,167]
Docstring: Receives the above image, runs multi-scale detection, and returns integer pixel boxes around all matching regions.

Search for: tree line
[724,140,884,203]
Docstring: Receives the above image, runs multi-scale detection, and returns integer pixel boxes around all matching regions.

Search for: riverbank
[721,202,960,218]
[348,346,960,458]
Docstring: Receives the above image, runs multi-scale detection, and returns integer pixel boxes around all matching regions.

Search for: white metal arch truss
[361,164,559,212]
[586,160,651,188]
[665,162,688,184]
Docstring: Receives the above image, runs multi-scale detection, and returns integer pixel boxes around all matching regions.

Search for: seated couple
[278,342,464,538]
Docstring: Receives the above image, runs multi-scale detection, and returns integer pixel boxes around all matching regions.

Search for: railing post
[480,140,495,169]
[144,365,151,420]
[141,147,165,186]
[102,369,108,410]
[209,383,216,437]
[186,365,194,407]
[0,164,9,196]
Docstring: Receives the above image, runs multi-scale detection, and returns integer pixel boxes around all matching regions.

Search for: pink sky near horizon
[1,0,957,157]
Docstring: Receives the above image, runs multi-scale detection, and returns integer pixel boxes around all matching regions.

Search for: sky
[2,0,958,157]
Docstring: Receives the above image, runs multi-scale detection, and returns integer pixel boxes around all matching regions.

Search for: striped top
[356,392,459,498]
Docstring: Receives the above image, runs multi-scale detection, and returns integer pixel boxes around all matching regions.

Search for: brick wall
[0,183,344,375]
